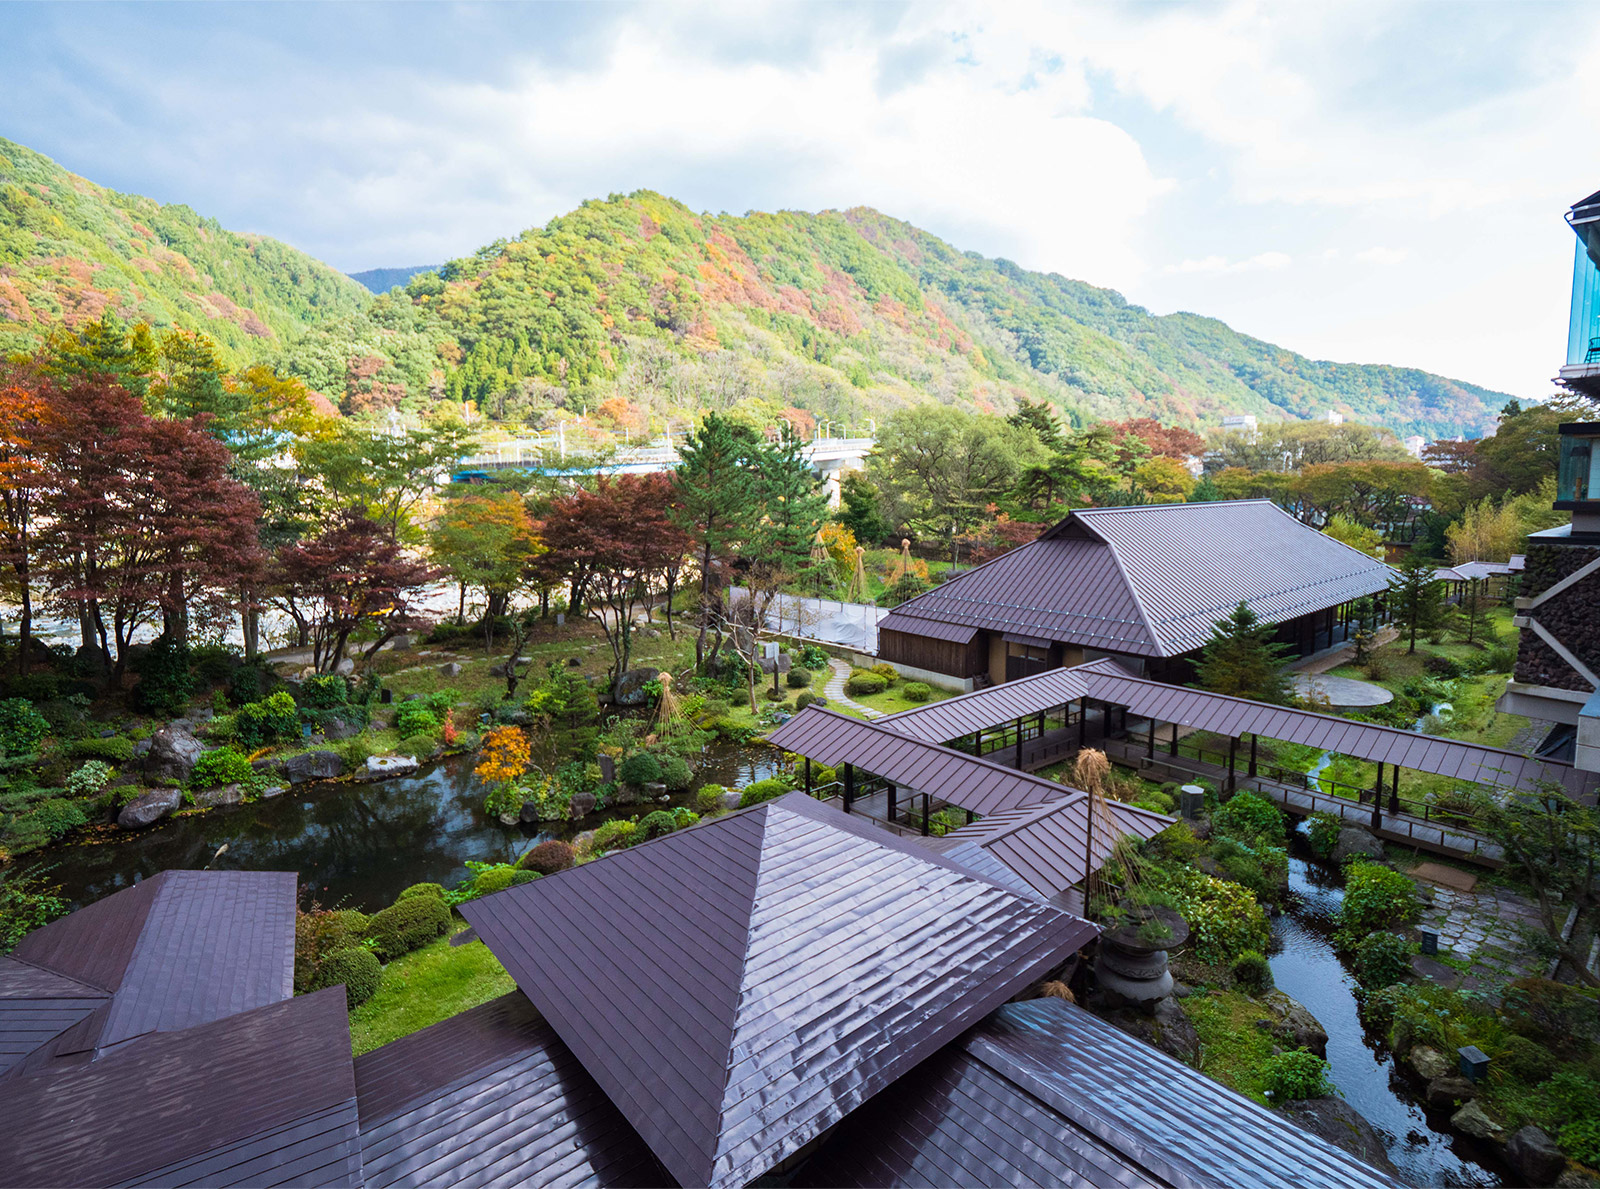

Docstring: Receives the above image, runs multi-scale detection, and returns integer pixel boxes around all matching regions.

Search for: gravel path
[823,658,884,719]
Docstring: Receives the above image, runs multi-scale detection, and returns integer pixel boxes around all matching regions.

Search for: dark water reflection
[44,743,783,912]
[1273,830,1503,1187]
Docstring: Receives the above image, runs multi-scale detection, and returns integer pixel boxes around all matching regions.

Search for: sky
[3,0,1598,400]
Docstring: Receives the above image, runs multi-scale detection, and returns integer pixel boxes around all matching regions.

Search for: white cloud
[1169,251,1292,274]
[1355,247,1409,266]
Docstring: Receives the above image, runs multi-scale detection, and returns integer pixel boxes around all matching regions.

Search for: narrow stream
[40,743,783,912]
[1273,831,1503,1187]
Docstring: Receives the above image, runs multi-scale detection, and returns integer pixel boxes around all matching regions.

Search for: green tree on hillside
[672,413,764,669]
[1194,602,1294,705]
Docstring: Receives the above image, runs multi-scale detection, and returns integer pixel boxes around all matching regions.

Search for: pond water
[1273,832,1503,1187]
[42,742,784,912]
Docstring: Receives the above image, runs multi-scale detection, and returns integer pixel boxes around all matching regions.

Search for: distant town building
[1324,410,1345,425]
[1404,435,1426,457]
[1220,413,1257,439]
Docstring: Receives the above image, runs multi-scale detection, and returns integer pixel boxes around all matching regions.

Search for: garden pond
[40,743,784,912]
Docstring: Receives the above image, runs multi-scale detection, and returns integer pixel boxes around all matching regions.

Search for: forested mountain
[349,265,440,294]
[0,138,369,360]
[0,137,1508,437]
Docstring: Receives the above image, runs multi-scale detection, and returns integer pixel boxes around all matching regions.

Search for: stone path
[1414,881,1547,988]
[823,659,884,719]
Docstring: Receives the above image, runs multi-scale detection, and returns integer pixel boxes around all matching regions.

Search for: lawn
[348,924,516,1055]
[1185,989,1283,1106]
[845,680,956,717]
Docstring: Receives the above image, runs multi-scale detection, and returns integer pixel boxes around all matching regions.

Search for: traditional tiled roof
[797,998,1403,1188]
[461,792,1095,1189]
[355,992,667,1188]
[0,988,362,1188]
[1,870,296,1075]
[882,500,1395,658]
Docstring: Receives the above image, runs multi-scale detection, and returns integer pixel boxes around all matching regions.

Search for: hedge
[520,840,575,875]
[72,736,134,763]
[844,671,888,696]
[902,682,932,703]
[738,778,791,808]
[310,946,382,1007]
[397,882,447,902]
[365,895,452,961]
[618,752,663,785]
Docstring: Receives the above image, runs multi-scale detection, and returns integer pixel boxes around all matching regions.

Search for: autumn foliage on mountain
[0,138,1506,439]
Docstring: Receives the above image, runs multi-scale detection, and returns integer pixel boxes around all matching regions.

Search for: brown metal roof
[356,992,668,1188]
[4,870,297,1071]
[932,793,1173,901]
[460,791,1096,1189]
[887,500,1394,658]
[797,998,1403,1189]
[876,611,979,644]
[876,657,1133,743]
[0,987,362,1188]
[1085,670,1600,798]
[766,705,1077,816]
[0,959,106,1077]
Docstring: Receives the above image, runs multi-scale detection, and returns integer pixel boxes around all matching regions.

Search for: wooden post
[804,757,812,796]
[843,763,855,814]
[966,809,975,825]
[1015,716,1024,769]
[887,783,897,822]
[1170,721,1179,757]
[1147,717,1156,760]
[1249,734,1258,779]
[1227,735,1238,795]
[922,793,930,837]
[1079,699,1088,747]
[973,727,983,757]
[1370,760,1384,830]
[1390,764,1401,813]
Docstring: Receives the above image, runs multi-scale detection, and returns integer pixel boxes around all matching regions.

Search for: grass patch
[846,682,956,716]
[348,924,515,1055]
[1185,989,1282,1106]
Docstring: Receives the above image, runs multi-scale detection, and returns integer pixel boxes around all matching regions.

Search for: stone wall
[1515,542,1600,690]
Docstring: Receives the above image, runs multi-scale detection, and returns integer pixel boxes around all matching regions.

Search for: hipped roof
[882,500,1394,658]
[460,791,1095,1189]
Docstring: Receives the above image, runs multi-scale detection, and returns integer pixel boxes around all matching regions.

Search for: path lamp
[1459,1046,1490,1082]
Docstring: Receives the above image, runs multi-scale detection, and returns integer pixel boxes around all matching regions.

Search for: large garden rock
[1333,826,1385,864]
[1260,991,1329,1058]
[613,667,660,707]
[757,653,792,675]
[321,716,362,741]
[193,783,246,809]
[1450,1101,1507,1143]
[285,750,345,784]
[117,787,183,829]
[568,792,597,819]
[1100,996,1199,1066]
[1278,1097,1399,1177]
[439,662,462,677]
[1506,1125,1566,1185]
[1407,1046,1452,1080]
[144,724,205,784]
[358,755,419,783]
[1426,1076,1476,1108]
[613,784,642,807]
[334,658,356,675]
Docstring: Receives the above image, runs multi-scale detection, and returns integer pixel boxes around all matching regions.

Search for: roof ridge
[712,803,775,1141]
[1089,533,1166,655]
[975,793,1087,846]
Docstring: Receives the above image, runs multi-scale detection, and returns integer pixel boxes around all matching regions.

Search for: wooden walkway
[1103,740,1503,868]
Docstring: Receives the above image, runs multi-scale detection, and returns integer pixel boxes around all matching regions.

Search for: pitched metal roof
[3,870,296,1071]
[886,500,1395,658]
[876,657,1133,743]
[1084,669,1600,798]
[0,987,362,1188]
[797,998,1402,1189]
[766,705,1077,816]
[460,791,1096,1189]
[355,992,668,1188]
[931,792,1173,901]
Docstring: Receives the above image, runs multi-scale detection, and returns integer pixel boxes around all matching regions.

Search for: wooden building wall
[878,628,985,679]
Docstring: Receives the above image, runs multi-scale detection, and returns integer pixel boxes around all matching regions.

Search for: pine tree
[1194,602,1294,705]
[1388,552,1445,654]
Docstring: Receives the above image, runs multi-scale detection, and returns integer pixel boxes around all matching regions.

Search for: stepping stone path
[824,659,884,719]
[1415,880,1548,988]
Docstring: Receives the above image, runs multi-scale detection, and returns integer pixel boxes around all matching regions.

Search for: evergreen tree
[835,471,891,546]
[1194,602,1293,705]
[752,426,829,584]
[1187,474,1224,503]
[1388,552,1445,654]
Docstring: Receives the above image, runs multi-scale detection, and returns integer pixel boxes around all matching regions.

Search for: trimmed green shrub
[870,663,898,683]
[695,784,728,814]
[590,818,638,853]
[473,867,517,897]
[394,702,441,738]
[1262,1051,1332,1101]
[397,882,446,902]
[738,778,791,808]
[658,754,693,791]
[902,681,933,703]
[1231,950,1274,995]
[637,810,677,840]
[1306,811,1342,860]
[310,945,382,1007]
[845,671,888,696]
[401,733,439,759]
[64,761,112,799]
[798,644,830,669]
[0,698,49,758]
[786,668,811,689]
[131,635,194,715]
[1338,862,1418,935]
[520,840,575,875]
[795,692,821,710]
[618,752,663,786]
[1211,790,1284,841]
[71,736,134,764]
[298,674,349,710]
[365,894,452,961]
[1353,933,1413,989]
[190,747,254,790]
[234,691,299,747]
[29,798,86,840]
